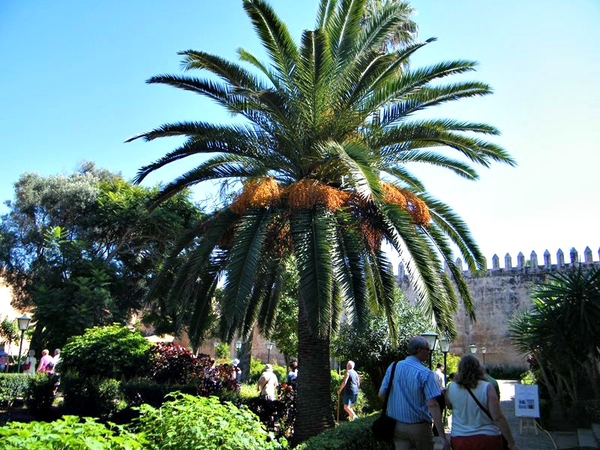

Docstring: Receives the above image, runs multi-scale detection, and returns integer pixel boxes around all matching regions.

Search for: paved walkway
[435,380,561,449]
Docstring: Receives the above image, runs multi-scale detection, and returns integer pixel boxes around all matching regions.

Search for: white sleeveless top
[447,380,501,437]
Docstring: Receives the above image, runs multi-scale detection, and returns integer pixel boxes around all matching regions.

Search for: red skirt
[451,434,504,450]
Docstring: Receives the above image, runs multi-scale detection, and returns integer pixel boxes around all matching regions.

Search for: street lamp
[16,315,31,373]
[481,346,487,366]
[439,336,450,386]
[235,340,242,358]
[265,341,274,364]
[469,344,478,355]
[420,331,438,369]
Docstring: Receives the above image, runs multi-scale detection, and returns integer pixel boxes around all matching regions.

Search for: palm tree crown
[128,0,515,441]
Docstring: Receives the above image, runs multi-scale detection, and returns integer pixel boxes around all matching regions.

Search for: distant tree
[0,316,19,347]
[332,289,429,389]
[0,163,203,350]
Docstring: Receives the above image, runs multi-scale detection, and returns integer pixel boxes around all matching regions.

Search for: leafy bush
[520,370,537,385]
[147,342,201,384]
[61,324,152,380]
[332,300,430,391]
[121,378,198,408]
[0,374,30,407]
[569,399,600,426]
[25,373,57,417]
[61,376,126,419]
[297,414,393,449]
[0,415,143,449]
[487,364,526,380]
[133,393,287,449]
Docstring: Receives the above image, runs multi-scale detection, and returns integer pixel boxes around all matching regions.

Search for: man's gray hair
[407,336,429,355]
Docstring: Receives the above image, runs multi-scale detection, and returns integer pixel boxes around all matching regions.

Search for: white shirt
[446,380,500,437]
[434,368,445,390]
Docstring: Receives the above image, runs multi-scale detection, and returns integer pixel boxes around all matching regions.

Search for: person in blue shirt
[0,345,8,373]
[379,336,450,450]
[338,360,360,420]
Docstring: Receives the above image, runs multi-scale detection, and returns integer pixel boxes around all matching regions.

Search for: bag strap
[382,362,398,414]
[466,387,493,421]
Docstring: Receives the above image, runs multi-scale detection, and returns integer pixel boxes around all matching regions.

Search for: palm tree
[128,0,515,441]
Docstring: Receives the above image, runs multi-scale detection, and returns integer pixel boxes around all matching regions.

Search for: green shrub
[297,413,393,449]
[25,373,56,416]
[570,399,600,426]
[133,392,287,449]
[487,364,526,380]
[353,371,377,415]
[0,415,143,449]
[121,378,198,408]
[61,376,126,419]
[520,370,537,385]
[0,374,30,407]
[61,324,152,380]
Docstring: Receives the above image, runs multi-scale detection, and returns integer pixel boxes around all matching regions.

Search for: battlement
[397,246,600,279]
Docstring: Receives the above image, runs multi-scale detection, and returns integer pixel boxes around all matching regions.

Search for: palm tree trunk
[292,296,335,444]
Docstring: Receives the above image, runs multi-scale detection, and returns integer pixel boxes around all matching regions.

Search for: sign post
[514,384,539,434]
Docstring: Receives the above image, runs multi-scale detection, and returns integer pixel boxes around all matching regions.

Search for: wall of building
[397,246,600,368]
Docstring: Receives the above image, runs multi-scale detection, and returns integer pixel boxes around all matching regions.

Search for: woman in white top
[23,349,37,374]
[257,364,279,401]
[445,354,519,450]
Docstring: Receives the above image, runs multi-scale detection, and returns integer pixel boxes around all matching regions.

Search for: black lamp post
[481,346,487,366]
[420,331,438,369]
[439,336,450,386]
[235,340,242,359]
[265,341,274,364]
[16,315,31,374]
[469,344,478,357]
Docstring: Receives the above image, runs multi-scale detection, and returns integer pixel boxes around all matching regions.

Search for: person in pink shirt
[37,349,55,373]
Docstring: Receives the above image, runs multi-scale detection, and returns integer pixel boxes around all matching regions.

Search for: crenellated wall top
[397,246,600,279]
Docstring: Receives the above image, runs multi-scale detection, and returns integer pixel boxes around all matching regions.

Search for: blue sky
[1,0,599,269]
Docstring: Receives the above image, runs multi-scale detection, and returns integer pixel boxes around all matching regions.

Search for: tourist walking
[257,364,279,401]
[378,336,450,450]
[23,349,36,374]
[338,360,360,421]
[286,360,298,388]
[37,349,55,373]
[445,354,519,450]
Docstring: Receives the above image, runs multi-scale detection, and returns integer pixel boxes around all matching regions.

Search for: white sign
[514,384,540,418]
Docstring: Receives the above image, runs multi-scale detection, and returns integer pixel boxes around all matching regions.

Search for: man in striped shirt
[379,336,450,450]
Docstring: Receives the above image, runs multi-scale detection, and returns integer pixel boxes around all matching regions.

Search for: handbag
[371,361,398,442]
[466,387,510,450]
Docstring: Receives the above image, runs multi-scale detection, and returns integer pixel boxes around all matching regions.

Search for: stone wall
[397,246,600,368]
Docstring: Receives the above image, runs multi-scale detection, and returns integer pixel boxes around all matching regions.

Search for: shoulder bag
[371,361,398,442]
[466,387,510,450]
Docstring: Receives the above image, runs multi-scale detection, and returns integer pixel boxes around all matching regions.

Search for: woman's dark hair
[455,354,485,389]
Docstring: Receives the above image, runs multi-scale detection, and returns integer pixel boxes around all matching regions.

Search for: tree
[0,164,203,350]
[332,289,429,389]
[509,266,600,423]
[128,0,514,441]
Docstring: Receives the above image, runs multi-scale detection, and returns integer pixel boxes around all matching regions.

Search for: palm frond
[243,0,298,84]
[221,209,273,333]
[290,208,336,337]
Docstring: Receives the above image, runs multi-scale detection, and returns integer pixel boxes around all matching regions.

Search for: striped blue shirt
[379,356,441,423]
